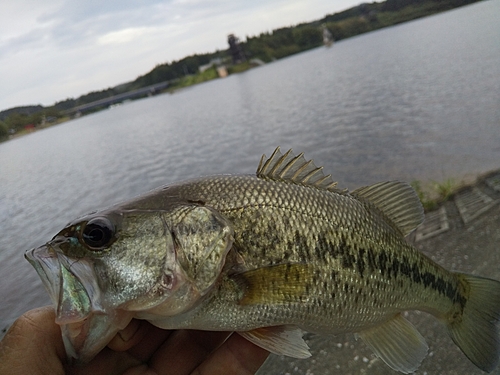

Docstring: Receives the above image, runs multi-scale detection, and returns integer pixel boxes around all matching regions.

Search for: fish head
[25,205,233,363]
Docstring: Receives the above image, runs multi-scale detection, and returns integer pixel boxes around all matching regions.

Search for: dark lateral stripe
[312,232,466,308]
[372,248,466,308]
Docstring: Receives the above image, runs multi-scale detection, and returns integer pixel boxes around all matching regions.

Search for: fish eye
[81,217,115,250]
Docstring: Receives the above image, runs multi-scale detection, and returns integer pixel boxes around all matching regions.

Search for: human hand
[0,307,269,375]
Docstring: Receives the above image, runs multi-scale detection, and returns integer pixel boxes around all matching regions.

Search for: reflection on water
[0,0,499,348]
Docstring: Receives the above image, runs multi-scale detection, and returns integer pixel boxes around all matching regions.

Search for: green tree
[43,106,62,118]
[244,36,273,61]
[5,113,30,132]
[383,0,424,11]
[54,98,77,111]
[28,112,43,125]
[0,121,8,140]
[292,26,322,49]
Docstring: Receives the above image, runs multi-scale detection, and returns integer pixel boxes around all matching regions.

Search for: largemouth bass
[26,147,500,373]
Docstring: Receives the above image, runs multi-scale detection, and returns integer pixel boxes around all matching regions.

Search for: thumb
[0,306,66,375]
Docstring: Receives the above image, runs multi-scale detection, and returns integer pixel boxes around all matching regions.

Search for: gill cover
[172,205,234,293]
[138,205,234,317]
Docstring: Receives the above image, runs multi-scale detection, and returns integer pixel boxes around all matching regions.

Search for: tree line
[0,0,481,141]
[0,105,64,140]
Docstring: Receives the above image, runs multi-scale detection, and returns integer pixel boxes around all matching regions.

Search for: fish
[25,147,500,373]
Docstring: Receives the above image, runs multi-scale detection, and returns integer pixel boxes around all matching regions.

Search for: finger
[68,321,167,375]
[0,306,66,375]
[150,330,231,375]
[122,365,158,375]
[66,347,142,375]
[125,323,173,362]
[192,333,269,375]
[108,319,147,352]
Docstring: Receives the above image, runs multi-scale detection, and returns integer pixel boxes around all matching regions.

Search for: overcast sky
[0,0,362,111]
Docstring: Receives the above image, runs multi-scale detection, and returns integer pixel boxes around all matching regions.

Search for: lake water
[0,0,499,353]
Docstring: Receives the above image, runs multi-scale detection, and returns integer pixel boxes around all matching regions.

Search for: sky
[0,0,362,111]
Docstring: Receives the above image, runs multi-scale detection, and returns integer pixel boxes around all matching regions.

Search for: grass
[411,178,459,212]
[170,67,219,90]
[166,61,255,92]
[376,2,458,28]
[227,61,253,74]
[3,115,72,142]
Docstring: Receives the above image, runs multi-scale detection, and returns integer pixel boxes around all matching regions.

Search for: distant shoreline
[0,0,482,143]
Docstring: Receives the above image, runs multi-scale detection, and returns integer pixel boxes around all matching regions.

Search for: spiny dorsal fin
[352,181,424,236]
[256,147,346,193]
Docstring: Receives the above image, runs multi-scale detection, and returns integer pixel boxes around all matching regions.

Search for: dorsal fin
[256,147,346,193]
[352,181,424,236]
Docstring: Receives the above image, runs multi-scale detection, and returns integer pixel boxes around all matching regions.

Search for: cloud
[98,27,152,45]
[0,0,362,110]
[0,1,60,39]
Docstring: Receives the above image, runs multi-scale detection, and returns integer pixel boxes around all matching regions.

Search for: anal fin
[238,326,311,358]
[357,314,428,374]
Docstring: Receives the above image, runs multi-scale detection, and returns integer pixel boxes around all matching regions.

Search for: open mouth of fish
[25,245,132,363]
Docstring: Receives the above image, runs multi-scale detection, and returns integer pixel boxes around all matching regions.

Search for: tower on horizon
[227,34,246,64]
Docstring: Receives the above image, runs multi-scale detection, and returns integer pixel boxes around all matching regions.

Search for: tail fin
[447,274,500,372]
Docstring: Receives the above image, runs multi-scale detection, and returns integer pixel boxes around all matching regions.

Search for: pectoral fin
[234,263,314,305]
[238,326,311,358]
[357,314,428,374]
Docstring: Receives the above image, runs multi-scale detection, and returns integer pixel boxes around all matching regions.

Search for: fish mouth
[25,245,132,363]
[25,246,63,315]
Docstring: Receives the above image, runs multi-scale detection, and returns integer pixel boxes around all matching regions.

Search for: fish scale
[25,147,500,373]
[149,174,466,344]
